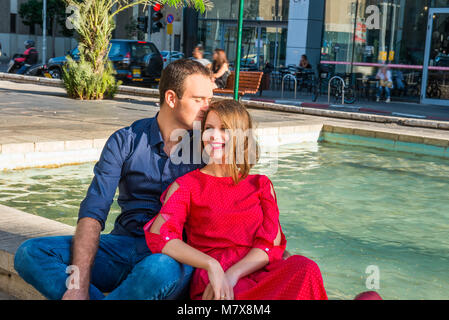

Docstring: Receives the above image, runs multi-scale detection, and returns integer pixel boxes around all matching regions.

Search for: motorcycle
[6,54,54,78]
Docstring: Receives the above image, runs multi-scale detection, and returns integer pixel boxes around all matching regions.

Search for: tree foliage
[63,0,212,100]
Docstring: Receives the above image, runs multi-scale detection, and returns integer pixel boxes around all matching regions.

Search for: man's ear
[165,90,177,109]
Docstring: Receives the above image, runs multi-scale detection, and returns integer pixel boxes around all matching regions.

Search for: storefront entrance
[422,8,449,106]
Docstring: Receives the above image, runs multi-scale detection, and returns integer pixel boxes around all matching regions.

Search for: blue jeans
[376,86,391,99]
[14,234,194,300]
[16,64,30,74]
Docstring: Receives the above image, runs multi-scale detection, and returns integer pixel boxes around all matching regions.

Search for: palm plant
[63,0,212,100]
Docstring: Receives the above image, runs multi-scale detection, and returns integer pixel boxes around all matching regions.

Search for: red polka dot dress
[144,169,328,300]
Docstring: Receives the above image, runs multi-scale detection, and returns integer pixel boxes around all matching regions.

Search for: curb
[0,72,160,98]
[245,97,449,130]
[1,72,449,131]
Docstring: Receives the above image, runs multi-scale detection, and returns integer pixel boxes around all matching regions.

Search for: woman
[299,54,312,69]
[376,66,393,103]
[144,100,328,300]
[210,49,230,89]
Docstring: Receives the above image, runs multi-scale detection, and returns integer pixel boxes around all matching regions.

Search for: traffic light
[137,16,148,33]
[150,4,164,33]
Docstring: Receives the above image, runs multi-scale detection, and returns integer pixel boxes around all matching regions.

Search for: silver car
[161,51,185,68]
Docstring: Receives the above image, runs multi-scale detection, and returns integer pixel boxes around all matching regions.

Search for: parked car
[435,53,449,67]
[161,50,184,68]
[47,39,163,86]
[240,54,264,71]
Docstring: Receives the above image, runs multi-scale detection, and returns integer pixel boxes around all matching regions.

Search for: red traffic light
[153,3,161,11]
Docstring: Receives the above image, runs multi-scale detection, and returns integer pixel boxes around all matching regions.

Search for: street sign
[166,14,174,24]
[166,23,173,35]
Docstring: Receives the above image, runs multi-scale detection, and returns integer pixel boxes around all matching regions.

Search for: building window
[10,13,16,33]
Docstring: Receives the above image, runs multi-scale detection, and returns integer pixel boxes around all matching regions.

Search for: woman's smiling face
[202,110,230,163]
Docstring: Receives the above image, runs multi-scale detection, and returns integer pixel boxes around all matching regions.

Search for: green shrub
[62,56,121,100]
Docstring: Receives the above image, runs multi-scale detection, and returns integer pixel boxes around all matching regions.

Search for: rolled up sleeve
[78,128,131,230]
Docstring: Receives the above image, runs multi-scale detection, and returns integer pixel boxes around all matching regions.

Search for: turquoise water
[1,142,448,300]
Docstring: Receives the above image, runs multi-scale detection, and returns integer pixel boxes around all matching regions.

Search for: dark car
[435,53,449,67]
[47,39,163,86]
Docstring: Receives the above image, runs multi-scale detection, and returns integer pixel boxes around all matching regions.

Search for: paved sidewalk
[1,79,449,148]
[0,80,321,146]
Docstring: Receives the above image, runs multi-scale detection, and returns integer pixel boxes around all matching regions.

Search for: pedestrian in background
[192,44,211,68]
[376,65,393,103]
[210,49,230,89]
[299,54,312,69]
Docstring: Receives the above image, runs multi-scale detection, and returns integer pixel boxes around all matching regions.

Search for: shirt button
[265,248,269,252]
[165,237,170,240]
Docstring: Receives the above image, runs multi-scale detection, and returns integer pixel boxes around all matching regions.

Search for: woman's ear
[165,90,177,109]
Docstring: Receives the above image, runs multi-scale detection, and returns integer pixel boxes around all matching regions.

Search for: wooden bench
[213,71,263,98]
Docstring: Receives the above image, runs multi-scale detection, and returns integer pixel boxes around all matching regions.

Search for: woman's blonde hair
[201,100,259,184]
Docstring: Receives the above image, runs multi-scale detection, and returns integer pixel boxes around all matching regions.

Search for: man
[191,44,211,68]
[14,59,214,300]
[15,40,38,74]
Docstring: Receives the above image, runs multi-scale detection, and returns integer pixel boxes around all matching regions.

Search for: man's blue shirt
[78,114,204,237]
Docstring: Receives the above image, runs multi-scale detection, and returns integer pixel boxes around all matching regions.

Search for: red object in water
[354,291,383,300]
[153,3,161,11]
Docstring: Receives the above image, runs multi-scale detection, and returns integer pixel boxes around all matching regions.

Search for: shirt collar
[149,112,196,149]
[149,112,164,147]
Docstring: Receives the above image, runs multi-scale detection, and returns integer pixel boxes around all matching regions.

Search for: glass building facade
[321,0,449,104]
[197,0,289,69]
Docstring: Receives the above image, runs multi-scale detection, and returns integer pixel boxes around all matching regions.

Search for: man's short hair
[159,59,211,106]
[194,45,204,53]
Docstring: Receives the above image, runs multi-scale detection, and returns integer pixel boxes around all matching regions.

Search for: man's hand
[62,288,89,300]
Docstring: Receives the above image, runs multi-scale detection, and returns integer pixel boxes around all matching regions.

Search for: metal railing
[328,75,345,105]
[281,74,297,99]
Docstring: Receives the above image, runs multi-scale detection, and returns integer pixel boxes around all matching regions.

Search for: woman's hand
[224,269,239,288]
[202,268,238,300]
[203,260,234,300]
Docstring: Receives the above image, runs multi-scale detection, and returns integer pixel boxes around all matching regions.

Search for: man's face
[193,48,202,59]
[175,74,214,129]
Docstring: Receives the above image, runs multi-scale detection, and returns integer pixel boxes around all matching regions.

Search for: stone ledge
[0,204,75,300]
[324,124,449,148]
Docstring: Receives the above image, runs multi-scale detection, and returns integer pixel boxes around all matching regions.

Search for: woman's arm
[147,182,233,300]
[224,183,283,286]
[213,63,228,79]
[150,214,217,270]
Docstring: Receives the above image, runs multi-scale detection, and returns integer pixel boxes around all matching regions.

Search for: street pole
[233,0,244,101]
[42,0,47,64]
[147,6,152,42]
[169,34,172,63]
